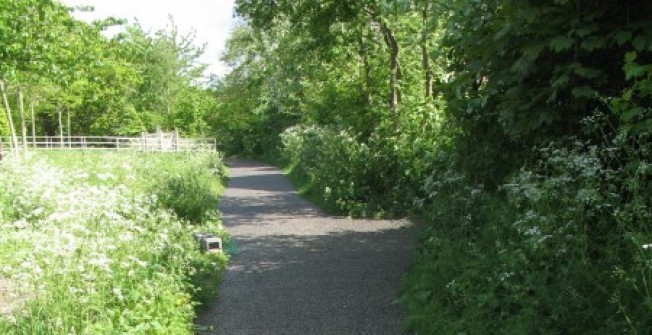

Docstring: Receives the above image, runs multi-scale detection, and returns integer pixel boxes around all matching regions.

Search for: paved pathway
[196,159,413,335]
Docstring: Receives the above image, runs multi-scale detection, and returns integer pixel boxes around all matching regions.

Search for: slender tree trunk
[166,103,172,128]
[381,22,401,117]
[422,0,433,99]
[359,33,373,106]
[370,12,401,120]
[57,107,63,148]
[18,87,27,153]
[30,101,36,148]
[67,109,71,148]
[368,5,402,123]
[0,81,18,154]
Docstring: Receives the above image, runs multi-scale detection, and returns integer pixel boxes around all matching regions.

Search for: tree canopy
[0,0,216,147]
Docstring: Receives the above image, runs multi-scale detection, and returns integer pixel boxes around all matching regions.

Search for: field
[0,151,228,334]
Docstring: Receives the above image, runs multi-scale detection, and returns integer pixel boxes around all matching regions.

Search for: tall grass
[0,151,227,334]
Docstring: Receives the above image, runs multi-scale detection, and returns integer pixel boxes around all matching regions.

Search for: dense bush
[403,132,652,334]
[155,157,227,224]
[281,125,410,217]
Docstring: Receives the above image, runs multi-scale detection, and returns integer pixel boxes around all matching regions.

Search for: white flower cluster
[0,153,222,333]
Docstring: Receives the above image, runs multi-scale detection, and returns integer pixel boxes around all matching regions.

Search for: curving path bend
[196,159,413,335]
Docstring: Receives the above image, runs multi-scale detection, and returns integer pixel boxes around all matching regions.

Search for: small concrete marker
[193,232,223,253]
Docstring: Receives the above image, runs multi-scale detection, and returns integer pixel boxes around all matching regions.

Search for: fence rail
[0,135,216,153]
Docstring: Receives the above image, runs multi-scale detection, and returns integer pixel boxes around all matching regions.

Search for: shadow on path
[196,160,414,335]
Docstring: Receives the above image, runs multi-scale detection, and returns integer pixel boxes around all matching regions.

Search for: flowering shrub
[0,152,227,334]
[281,125,411,217]
[281,125,373,215]
[403,137,652,334]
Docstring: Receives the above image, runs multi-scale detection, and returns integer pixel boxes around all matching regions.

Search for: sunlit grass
[0,151,227,334]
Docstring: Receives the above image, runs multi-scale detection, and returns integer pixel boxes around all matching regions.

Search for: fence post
[174,129,178,152]
[141,132,146,152]
[116,137,120,151]
[158,130,163,152]
[30,102,36,148]
[0,137,4,160]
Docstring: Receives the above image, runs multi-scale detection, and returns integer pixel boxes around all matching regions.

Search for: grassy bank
[0,151,227,334]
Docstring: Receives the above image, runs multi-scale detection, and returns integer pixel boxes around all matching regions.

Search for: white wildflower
[112,287,124,301]
[95,173,115,181]
[13,219,28,230]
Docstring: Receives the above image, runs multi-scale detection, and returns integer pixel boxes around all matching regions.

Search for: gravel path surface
[196,159,414,335]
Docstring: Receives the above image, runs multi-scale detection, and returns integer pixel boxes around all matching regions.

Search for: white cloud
[61,0,237,77]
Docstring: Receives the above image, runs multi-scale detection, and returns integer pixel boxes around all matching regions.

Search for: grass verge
[0,151,228,334]
[282,162,343,216]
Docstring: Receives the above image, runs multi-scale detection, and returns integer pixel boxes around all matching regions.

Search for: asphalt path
[196,159,414,335]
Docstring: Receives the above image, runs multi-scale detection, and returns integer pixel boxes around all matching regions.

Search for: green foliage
[0,2,216,139]
[280,118,449,218]
[610,51,652,136]
[281,126,376,216]
[404,135,652,334]
[0,108,7,136]
[155,161,226,224]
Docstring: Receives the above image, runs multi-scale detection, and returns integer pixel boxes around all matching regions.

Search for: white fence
[0,134,216,153]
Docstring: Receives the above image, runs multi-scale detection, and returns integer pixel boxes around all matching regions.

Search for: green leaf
[613,30,633,45]
[494,24,511,41]
[574,66,602,79]
[550,74,569,88]
[633,35,651,51]
[580,36,606,51]
[574,22,599,38]
[519,7,540,23]
[621,107,643,122]
[624,63,646,80]
[522,43,545,61]
[571,86,596,98]
[549,36,574,52]
[511,57,531,74]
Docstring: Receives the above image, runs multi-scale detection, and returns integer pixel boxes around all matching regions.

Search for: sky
[60,0,238,77]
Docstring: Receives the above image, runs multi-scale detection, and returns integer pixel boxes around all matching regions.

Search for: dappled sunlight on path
[197,159,413,335]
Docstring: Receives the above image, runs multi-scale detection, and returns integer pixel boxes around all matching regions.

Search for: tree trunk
[378,19,401,119]
[30,101,36,148]
[18,87,27,153]
[57,107,64,148]
[67,109,71,148]
[422,0,433,99]
[0,81,18,154]
[368,6,402,122]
